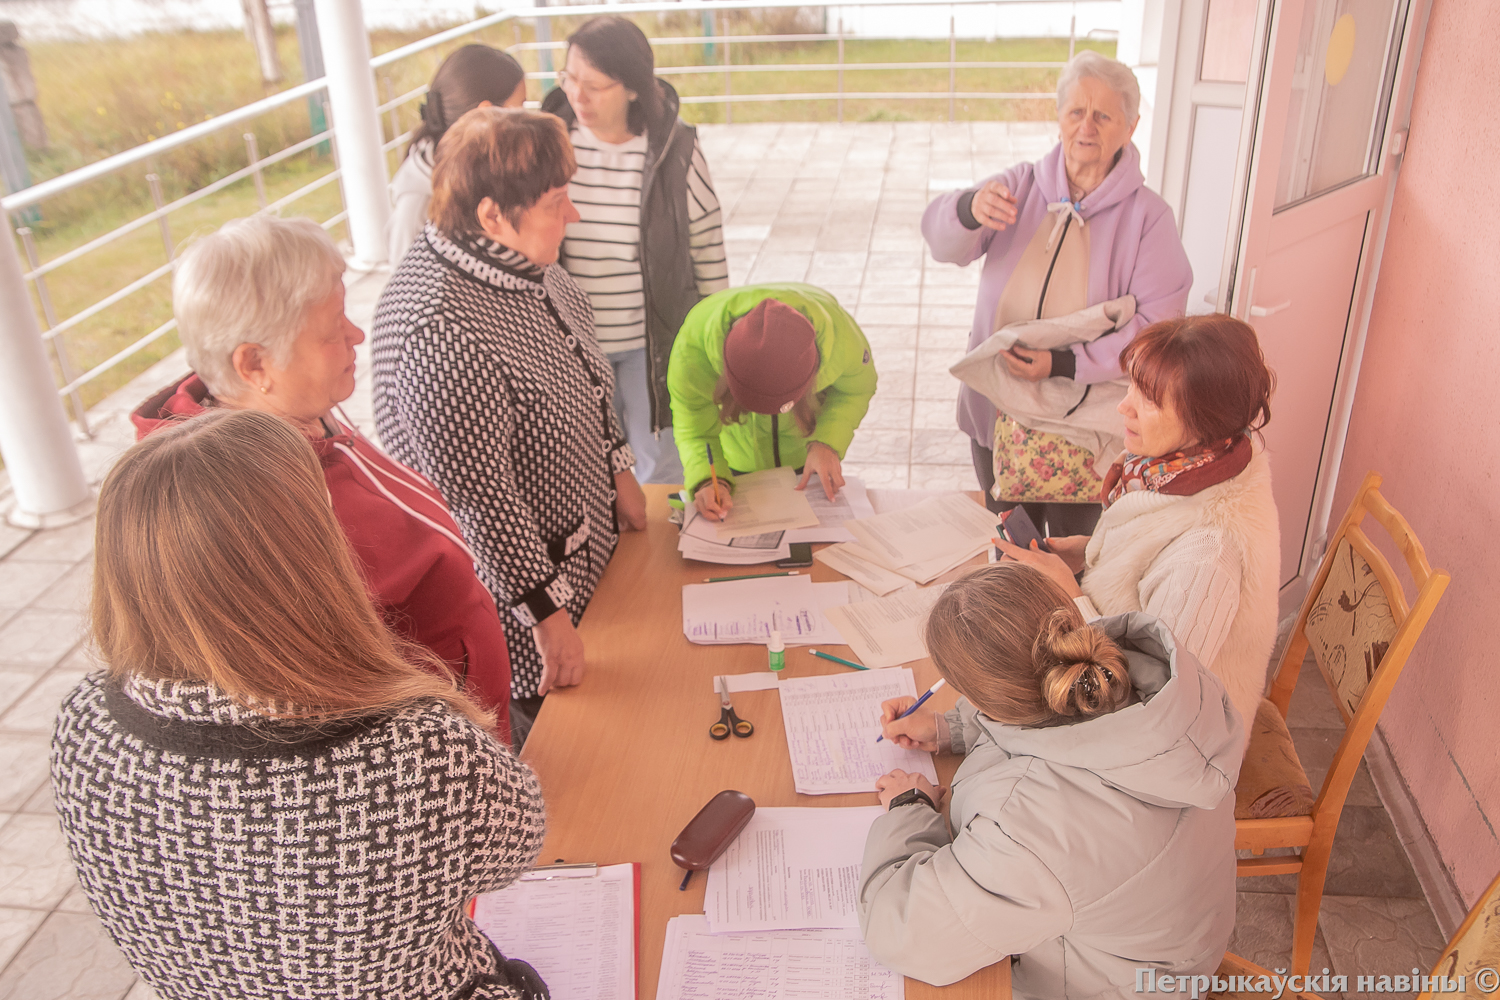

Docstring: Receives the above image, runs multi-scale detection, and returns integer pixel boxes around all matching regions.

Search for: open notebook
[469,862,640,1000]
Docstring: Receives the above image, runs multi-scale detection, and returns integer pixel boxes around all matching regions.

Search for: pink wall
[1329,0,1500,905]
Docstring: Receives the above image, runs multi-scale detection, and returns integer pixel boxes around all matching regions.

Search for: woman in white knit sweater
[997,314,1278,730]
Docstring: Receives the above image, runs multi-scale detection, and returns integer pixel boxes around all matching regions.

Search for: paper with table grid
[777,667,939,794]
[657,914,903,1000]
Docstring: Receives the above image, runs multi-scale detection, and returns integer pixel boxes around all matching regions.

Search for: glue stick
[768,630,785,671]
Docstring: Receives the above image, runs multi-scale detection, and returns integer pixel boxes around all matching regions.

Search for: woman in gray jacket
[865,563,1244,997]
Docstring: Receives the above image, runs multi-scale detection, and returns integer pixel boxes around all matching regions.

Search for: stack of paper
[840,492,997,584]
[785,476,876,544]
[471,863,636,1000]
[658,915,904,1000]
[822,585,950,670]
[715,467,821,539]
[682,575,854,646]
[705,806,884,932]
[777,668,940,794]
[678,503,791,565]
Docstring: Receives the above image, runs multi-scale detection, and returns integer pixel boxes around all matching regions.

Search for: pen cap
[670,790,756,871]
[768,630,785,653]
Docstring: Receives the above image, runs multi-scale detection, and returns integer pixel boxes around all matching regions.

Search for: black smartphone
[998,507,1051,553]
[776,542,814,568]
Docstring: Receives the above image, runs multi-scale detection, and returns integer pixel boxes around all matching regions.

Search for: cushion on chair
[1304,538,1399,719]
[1234,698,1316,819]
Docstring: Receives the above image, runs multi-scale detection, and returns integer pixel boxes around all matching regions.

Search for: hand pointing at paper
[795,441,844,501]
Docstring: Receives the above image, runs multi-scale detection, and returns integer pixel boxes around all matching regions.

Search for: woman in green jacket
[669,283,878,520]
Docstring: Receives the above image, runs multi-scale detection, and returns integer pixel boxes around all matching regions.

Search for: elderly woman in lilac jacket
[924,51,1192,535]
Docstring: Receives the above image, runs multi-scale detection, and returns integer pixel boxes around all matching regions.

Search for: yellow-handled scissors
[709,676,754,740]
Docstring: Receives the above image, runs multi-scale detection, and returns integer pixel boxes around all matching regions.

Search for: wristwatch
[887,788,936,812]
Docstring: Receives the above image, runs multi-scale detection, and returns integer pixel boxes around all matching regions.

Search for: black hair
[406,45,526,159]
[566,16,665,136]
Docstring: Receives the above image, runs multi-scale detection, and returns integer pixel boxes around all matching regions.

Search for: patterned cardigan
[50,673,547,1000]
[372,225,634,699]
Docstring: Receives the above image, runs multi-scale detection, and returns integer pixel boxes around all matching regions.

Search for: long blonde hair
[91,408,494,729]
[712,373,819,437]
[925,563,1131,726]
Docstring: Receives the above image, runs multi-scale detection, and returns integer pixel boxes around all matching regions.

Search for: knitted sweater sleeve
[686,135,730,297]
[1136,527,1241,670]
[391,319,575,628]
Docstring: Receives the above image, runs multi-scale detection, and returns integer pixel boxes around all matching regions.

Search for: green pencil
[810,649,868,671]
[704,571,799,584]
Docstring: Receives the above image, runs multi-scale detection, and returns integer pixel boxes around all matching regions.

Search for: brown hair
[924,563,1132,726]
[90,409,493,730]
[429,107,575,238]
[712,373,818,437]
[1120,314,1275,446]
[566,16,665,136]
[406,44,527,160]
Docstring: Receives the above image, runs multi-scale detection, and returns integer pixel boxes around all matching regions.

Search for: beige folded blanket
[950,295,1135,476]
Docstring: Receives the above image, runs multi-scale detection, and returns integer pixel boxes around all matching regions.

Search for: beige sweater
[1075,446,1280,729]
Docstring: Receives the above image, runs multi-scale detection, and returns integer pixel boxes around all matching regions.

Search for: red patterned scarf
[1101,433,1251,509]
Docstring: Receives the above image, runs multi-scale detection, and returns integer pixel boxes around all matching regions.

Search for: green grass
[12,16,1111,419]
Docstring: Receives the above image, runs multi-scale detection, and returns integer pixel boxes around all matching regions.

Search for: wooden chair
[1211,866,1500,1000]
[1232,471,1450,976]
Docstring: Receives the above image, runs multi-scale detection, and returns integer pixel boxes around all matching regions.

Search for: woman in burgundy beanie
[667,283,878,520]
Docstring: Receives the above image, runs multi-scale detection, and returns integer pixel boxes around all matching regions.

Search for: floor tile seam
[0,900,58,986]
[907,122,940,477]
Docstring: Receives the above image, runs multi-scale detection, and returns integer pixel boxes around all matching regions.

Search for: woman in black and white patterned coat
[52,409,549,1000]
[372,108,647,735]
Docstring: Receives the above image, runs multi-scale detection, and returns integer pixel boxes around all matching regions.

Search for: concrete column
[0,229,90,527]
[312,0,388,268]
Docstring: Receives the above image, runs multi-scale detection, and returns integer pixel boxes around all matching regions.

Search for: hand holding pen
[876,678,947,747]
[695,443,735,522]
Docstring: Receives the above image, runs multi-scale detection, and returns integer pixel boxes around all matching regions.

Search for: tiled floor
[0,122,1447,997]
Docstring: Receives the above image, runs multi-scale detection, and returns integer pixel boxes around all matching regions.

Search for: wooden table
[521,486,1009,999]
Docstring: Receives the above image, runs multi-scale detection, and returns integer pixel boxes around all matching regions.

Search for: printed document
[471,862,635,1000]
[777,667,939,794]
[785,475,876,544]
[844,493,997,572]
[657,914,903,1000]
[682,575,844,646]
[715,467,821,540]
[814,543,913,596]
[678,503,790,566]
[705,806,883,932]
[821,585,950,669]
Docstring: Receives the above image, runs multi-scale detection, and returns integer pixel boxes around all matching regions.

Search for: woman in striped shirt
[542,16,730,485]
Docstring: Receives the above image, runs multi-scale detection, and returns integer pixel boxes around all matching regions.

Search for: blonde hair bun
[1034,610,1132,718]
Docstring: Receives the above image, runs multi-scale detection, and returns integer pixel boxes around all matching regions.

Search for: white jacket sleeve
[1137,527,1241,670]
[387,188,430,268]
[859,784,1074,986]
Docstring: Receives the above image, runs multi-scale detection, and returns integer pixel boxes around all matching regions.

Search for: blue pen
[876,678,947,743]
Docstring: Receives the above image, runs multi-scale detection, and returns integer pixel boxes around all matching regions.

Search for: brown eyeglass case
[670,790,756,871]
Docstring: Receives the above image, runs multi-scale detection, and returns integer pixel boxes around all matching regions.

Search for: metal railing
[2,0,1116,438]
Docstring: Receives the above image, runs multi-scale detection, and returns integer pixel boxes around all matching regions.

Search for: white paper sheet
[844,492,998,572]
[705,806,884,932]
[784,476,876,544]
[471,863,635,1000]
[657,915,904,1000]
[682,575,845,646]
[814,543,915,596]
[821,585,950,669]
[715,467,821,540]
[713,672,781,693]
[776,667,939,794]
[678,502,791,565]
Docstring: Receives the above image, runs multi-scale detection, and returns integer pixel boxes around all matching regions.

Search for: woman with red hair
[997,314,1278,730]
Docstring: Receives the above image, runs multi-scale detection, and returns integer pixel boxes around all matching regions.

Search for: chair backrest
[1265,472,1449,813]
[1423,869,1500,998]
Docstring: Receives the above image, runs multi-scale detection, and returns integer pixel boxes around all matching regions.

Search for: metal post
[702,10,715,63]
[17,227,88,435]
[312,0,389,268]
[949,16,956,123]
[723,14,732,125]
[535,0,554,93]
[837,17,844,124]
[146,171,174,260]
[1068,15,1076,61]
[0,226,91,526]
[244,132,267,209]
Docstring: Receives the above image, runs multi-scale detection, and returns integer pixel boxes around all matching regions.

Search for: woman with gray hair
[130,214,517,742]
[925,50,1192,536]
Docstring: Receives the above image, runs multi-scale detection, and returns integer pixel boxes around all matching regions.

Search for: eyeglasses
[558,70,623,99]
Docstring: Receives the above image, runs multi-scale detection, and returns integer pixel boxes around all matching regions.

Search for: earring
[259,384,270,395]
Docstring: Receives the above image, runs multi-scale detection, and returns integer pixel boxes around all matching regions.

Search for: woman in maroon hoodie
[132,214,515,742]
